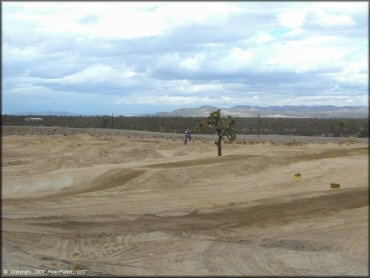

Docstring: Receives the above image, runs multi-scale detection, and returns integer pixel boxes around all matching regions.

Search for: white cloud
[254,33,274,44]
[286,28,304,36]
[187,83,224,93]
[212,48,255,73]
[3,44,40,62]
[3,2,368,113]
[179,54,205,72]
[114,95,213,105]
[311,10,355,27]
[159,80,224,95]
[266,35,350,72]
[5,2,244,40]
[58,65,138,86]
[330,60,368,84]
[277,9,307,28]
[276,3,360,30]
[153,2,243,26]
[310,2,367,14]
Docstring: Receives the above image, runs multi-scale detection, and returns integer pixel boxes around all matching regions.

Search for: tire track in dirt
[3,129,368,275]
[4,146,366,204]
[16,187,367,234]
[15,232,184,274]
[138,146,367,170]
[141,154,259,169]
[3,168,145,203]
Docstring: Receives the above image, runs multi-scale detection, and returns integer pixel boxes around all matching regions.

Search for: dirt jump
[2,126,368,276]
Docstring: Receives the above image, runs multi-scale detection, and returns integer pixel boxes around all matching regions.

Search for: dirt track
[2,127,369,276]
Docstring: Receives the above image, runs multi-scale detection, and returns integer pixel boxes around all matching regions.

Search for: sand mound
[3,167,144,200]
[124,148,164,161]
[2,127,368,276]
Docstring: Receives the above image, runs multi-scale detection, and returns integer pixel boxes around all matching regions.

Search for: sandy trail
[2,127,368,276]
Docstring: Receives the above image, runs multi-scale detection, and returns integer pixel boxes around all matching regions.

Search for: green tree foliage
[195,110,237,156]
[101,116,110,128]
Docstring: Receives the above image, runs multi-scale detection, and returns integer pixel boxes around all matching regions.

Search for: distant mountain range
[155,105,369,118]
[12,111,79,116]
[10,112,148,117]
[6,105,368,118]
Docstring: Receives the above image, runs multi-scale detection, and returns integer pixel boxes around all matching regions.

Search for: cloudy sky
[3,1,368,115]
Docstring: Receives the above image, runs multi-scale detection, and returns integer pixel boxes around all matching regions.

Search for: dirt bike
[184,136,191,145]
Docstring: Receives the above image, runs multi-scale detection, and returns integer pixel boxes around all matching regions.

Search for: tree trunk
[217,134,222,156]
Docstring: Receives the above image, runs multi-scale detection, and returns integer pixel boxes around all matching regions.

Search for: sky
[2,1,369,115]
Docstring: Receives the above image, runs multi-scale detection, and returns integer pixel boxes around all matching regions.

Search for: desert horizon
[3,1,368,275]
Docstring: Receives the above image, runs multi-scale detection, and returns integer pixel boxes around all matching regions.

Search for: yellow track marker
[330,183,340,189]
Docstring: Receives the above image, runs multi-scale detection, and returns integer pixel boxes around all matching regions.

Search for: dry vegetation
[2,126,368,276]
[2,115,368,137]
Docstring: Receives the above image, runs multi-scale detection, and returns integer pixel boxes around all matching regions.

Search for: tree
[195,109,237,156]
[337,120,345,137]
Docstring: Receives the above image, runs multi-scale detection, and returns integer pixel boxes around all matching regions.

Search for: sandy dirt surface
[2,126,368,276]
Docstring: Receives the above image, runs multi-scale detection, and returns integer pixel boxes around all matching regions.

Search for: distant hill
[156,105,220,117]
[154,105,368,118]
